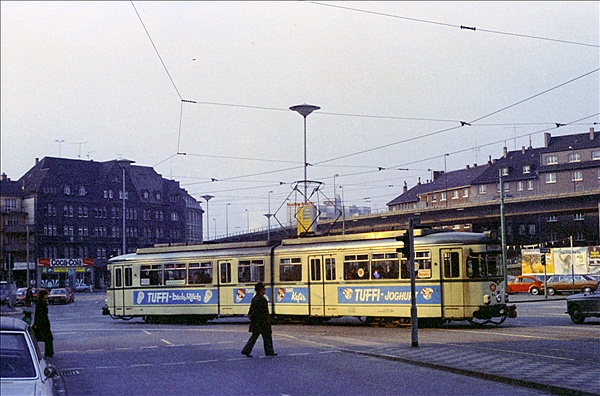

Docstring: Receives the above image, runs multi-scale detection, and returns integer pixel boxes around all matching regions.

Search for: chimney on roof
[465,164,470,170]
[35,158,39,165]
[544,132,551,148]
[591,127,596,140]
[503,144,507,158]
[522,146,526,154]
[1,173,8,182]
[403,181,408,194]
[488,155,492,166]
[417,177,422,186]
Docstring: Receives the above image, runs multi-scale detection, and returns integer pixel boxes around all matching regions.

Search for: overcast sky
[1,1,599,237]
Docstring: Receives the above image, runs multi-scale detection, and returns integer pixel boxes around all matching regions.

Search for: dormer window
[79,186,86,196]
[64,185,71,195]
[545,155,558,165]
[155,192,161,201]
[143,191,149,200]
[501,168,509,176]
[522,165,530,174]
[568,152,581,163]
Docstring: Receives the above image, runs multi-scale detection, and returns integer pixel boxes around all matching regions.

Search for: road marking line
[288,353,310,356]
[195,359,218,364]
[85,349,104,352]
[161,339,174,345]
[217,341,235,344]
[130,364,153,367]
[165,344,185,347]
[192,342,211,346]
[115,347,132,351]
[162,362,187,366]
[96,366,120,369]
[141,330,152,335]
[141,346,158,349]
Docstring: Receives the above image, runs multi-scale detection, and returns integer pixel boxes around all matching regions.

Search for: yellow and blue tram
[103,230,516,326]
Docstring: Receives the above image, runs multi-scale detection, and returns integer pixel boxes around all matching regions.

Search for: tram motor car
[103,229,516,327]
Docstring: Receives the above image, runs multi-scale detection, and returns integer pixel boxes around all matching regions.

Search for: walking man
[32,289,54,358]
[241,282,277,357]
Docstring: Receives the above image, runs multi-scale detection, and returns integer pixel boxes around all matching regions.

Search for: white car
[1,316,58,395]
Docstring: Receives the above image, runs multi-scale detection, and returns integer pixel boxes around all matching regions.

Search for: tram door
[441,249,464,318]
[308,256,325,316]
[112,265,133,316]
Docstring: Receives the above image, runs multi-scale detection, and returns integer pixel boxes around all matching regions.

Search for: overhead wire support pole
[408,218,418,348]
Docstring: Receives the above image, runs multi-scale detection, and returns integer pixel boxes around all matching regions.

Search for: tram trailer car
[103,230,516,326]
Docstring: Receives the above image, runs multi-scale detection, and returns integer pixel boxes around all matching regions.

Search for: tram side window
[467,253,502,278]
[310,258,321,281]
[140,264,163,286]
[371,253,399,279]
[164,263,186,286]
[443,252,460,278]
[280,258,302,282]
[325,258,336,281]
[189,262,213,284]
[125,267,133,287]
[115,268,122,288]
[415,251,432,278]
[220,262,231,284]
[238,259,265,283]
[344,254,369,280]
[400,251,432,279]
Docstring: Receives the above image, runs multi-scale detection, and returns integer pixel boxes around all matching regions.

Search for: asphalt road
[22,292,596,396]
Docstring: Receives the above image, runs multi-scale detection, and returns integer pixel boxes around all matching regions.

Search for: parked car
[566,288,600,324]
[507,275,544,295]
[47,288,71,305]
[546,275,600,296]
[75,283,91,292]
[14,288,27,306]
[0,282,17,306]
[0,316,58,395]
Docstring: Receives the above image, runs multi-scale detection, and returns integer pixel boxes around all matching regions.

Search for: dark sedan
[567,287,600,324]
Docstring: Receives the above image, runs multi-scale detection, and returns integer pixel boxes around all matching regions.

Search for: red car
[508,275,544,295]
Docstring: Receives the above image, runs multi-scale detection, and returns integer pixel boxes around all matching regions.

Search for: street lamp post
[201,195,214,240]
[289,104,320,200]
[245,209,249,232]
[333,174,339,219]
[116,159,134,255]
[339,185,345,235]
[226,203,231,237]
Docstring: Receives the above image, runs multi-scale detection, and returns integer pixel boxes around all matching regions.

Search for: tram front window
[467,253,503,278]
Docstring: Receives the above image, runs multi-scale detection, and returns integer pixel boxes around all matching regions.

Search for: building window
[523,165,531,174]
[519,225,526,235]
[431,194,437,202]
[478,185,486,194]
[517,181,524,191]
[440,192,447,201]
[529,224,536,235]
[462,188,468,198]
[79,186,86,196]
[571,170,583,182]
[502,167,509,176]
[575,231,585,241]
[545,173,556,184]
[64,185,71,195]
[592,150,600,160]
[568,152,581,163]
[574,213,584,221]
[451,190,459,199]
[527,180,534,190]
[547,215,557,222]
[545,155,558,165]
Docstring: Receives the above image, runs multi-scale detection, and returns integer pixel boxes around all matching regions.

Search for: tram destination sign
[38,258,94,267]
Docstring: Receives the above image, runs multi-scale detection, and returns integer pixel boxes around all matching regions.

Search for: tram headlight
[483,294,491,305]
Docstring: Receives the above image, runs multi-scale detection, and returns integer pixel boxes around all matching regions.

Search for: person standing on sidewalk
[241,282,277,357]
[32,289,54,358]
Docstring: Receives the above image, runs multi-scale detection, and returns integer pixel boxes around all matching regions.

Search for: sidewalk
[349,342,599,396]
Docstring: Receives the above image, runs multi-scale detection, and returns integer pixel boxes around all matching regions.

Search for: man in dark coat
[33,289,54,358]
[241,282,277,357]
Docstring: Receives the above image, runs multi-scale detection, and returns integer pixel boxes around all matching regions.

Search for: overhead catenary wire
[308,1,600,48]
